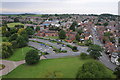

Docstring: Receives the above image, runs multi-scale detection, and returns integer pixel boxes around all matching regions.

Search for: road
[92,28,117,71]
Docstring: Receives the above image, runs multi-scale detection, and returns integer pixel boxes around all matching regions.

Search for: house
[35,30,58,37]
[111,52,120,65]
[66,31,77,43]
[105,42,116,54]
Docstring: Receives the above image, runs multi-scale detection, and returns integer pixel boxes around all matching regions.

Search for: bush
[80,53,88,59]
[66,45,78,52]
[53,48,67,53]
[25,49,40,65]
[66,44,73,49]
[72,46,78,52]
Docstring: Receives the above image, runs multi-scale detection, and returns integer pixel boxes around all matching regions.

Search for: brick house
[66,31,77,43]
[35,30,58,37]
[104,41,117,54]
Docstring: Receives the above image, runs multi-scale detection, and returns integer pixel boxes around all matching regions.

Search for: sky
[1,0,120,15]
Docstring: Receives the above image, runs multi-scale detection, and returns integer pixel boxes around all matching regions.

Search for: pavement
[0,56,46,76]
[0,60,25,76]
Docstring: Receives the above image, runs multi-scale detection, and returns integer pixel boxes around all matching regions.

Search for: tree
[87,44,103,59]
[69,22,76,31]
[118,58,120,63]
[72,46,78,51]
[15,25,24,29]
[109,37,116,43]
[114,65,120,78]
[36,26,40,31]
[76,61,112,78]
[1,42,13,59]
[77,29,83,35]
[75,33,80,41]
[16,35,27,48]
[2,26,11,37]
[118,38,120,44]
[59,30,66,39]
[85,40,93,46]
[25,27,35,35]
[9,33,18,41]
[80,53,88,59]
[17,28,26,35]
[14,17,19,22]
[25,49,40,65]
[11,40,17,49]
[103,22,108,27]
[10,27,18,35]
[104,32,112,37]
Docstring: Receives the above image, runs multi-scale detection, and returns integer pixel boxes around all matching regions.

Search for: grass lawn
[3,57,116,78]
[4,47,33,61]
[7,23,24,28]
[45,36,59,39]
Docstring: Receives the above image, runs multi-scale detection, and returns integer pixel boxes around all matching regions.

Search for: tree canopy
[69,21,77,31]
[87,44,103,59]
[1,42,13,59]
[75,33,80,41]
[25,49,40,65]
[58,30,66,39]
[76,61,112,78]
[36,26,40,31]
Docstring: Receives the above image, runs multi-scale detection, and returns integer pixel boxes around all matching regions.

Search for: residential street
[92,28,117,71]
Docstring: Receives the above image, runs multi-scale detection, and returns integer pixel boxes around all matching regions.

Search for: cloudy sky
[1,0,119,15]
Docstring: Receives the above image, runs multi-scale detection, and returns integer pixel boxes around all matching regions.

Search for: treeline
[1,24,35,58]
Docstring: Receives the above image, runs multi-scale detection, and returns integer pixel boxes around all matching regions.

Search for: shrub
[66,44,73,49]
[25,49,40,65]
[66,45,78,52]
[72,46,78,52]
[80,53,88,59]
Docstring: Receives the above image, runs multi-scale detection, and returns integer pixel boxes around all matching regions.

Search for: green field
[5,47,33,61]
[3,57,115,78]
[7,23,24,28]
